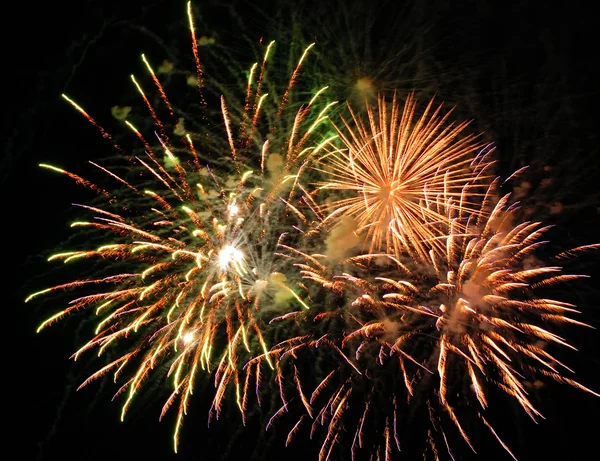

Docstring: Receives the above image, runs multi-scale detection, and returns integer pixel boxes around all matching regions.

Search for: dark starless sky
[5,1,600,460]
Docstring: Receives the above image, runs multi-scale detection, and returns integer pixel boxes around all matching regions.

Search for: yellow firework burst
[27,2,335,451]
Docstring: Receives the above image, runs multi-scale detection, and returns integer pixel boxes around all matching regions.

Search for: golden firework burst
[317,91,493,262]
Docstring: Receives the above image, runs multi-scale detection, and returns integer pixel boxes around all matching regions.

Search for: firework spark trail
[28,2,337,452]
[315,91,495,262]
[268,177,598,460]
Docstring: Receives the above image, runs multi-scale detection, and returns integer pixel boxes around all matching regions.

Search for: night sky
[6,1,600,460]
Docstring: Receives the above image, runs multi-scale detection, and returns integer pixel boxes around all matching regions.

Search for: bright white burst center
[218,245,244,271]
[228,203,239,217]
[182,331,194,344]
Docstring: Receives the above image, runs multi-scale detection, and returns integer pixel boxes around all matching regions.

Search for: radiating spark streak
[186,1,205,101]
[502,165,529,184]
[135,156,183,202]
[39,163,110,197]
[480,415,518,461]
[61,94,118,146]
[277,43,315,118]
[266,403,288,431]
[286,415,306,446]
[141,53,174,116]
[89,161,138,192]
[221,96,238,169]
[555,243,600,259]
[294,365,313,417]
[131,74,165,137]
[539,370,600,397]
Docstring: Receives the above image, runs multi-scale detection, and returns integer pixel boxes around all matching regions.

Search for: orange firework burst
[316,91,494,262]
[261,177,599,460]
[27,2,335,451]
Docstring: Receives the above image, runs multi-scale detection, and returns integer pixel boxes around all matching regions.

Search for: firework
[27,2,335,451]
[261,176,598,460]
[27,2,598,460]
[315,91,494,262]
